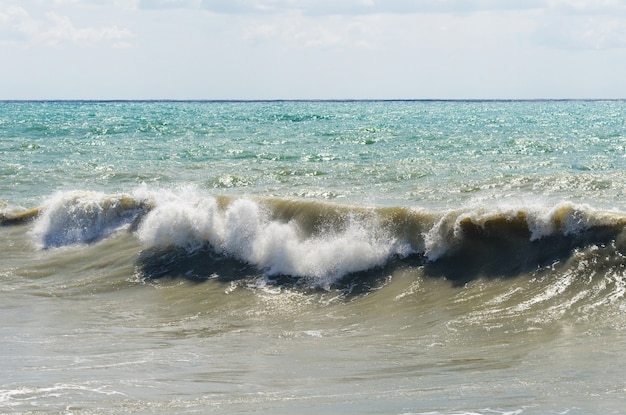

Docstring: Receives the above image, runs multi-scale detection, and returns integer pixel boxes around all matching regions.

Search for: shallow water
[2,101,626,414]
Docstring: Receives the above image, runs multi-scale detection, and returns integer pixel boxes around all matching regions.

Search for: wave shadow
[134,244,423,295]
[135,220,625,294]
[136,245,260,283]
[423,220,624,286]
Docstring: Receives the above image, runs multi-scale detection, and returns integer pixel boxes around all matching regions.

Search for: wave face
[134,189,418,288]
[31,191,152,249]
[25,189,626,290]
[4,102,626,414]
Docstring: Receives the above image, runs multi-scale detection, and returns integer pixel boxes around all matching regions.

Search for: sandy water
[2,100,626,414]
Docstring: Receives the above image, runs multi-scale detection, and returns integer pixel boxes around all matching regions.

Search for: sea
[1,100,626,414]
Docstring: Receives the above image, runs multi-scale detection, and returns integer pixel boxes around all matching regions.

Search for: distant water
[1,100,626,414]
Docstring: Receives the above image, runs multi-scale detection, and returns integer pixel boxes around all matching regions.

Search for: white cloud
[133,0,626,53]
[0,4,133,47]
[0,6,30,41]
[198,0,546,15]
[2,0,625,99]
[0,5,28,22]
[41,11,133,47]
[534,15,626,49]
[138,0,201,10]
[547,0,626,15]
[193,0,626,19]
[242,14,381,49]
[529,0,626,49]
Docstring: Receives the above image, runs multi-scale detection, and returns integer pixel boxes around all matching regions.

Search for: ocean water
[1,100,626,414]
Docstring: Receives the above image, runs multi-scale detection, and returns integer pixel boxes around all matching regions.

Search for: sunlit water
[1,101,626,414]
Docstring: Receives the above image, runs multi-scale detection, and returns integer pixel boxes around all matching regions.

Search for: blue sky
[1,0,625,99]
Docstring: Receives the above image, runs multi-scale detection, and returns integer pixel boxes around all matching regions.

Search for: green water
[2,101,626,414]
[2,100,626,208]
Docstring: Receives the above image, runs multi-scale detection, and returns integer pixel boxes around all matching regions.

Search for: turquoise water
[2,101,626,414]
[3,100,626,208]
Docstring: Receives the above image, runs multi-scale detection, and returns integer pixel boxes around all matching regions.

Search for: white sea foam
[29,188,626,288]
[134,187,223,252]
[422,201,621,261]
[31,190,149,249]
[0,384,125,408]
[135,190,414,287]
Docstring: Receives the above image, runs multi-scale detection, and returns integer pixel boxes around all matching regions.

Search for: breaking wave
[11,188,626,289]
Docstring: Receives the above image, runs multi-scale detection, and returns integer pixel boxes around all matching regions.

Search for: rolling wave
[4,189,626,289]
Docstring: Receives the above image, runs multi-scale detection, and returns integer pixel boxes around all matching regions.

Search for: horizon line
[1,98,625,103]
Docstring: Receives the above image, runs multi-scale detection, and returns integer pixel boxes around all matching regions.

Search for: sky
[1,0,626,100]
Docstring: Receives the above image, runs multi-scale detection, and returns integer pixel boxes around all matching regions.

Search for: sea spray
[423,202,626,261]
[135,190,415,288]
[134,187,224,252]
[31,190,151,248]
[4,101,626,414]
[25,188,626,287]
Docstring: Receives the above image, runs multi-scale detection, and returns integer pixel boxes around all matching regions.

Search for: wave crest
[32,190,151,248]
[25,189,626,289]
[424,203,626,261]
[136,192,414,288]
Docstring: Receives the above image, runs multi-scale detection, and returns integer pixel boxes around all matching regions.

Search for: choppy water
[1,100,626,414]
